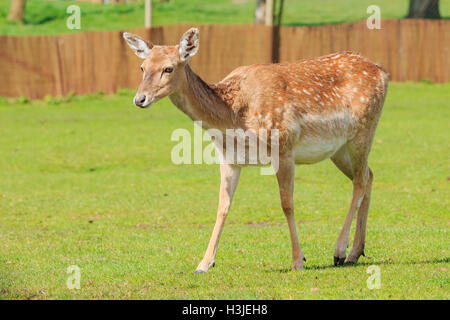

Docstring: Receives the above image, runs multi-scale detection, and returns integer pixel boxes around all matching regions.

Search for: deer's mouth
[136,101,154,109]
[133,95,154,108]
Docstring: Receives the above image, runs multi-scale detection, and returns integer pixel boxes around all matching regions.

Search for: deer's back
[213,51,389,158]
[222,51,387,116]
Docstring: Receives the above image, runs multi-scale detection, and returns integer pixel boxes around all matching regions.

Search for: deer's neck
[169,65,236,130]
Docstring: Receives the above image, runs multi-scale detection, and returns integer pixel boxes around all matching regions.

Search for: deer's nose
[134,94,146,106]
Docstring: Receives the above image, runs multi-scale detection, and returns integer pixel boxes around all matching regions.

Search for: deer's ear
[123,32,153,59]
[179,28,199,62]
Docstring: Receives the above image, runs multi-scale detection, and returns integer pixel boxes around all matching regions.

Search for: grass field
[0,82,449,299]
[1,0,450,35]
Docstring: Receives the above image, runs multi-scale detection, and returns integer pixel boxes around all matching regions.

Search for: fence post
[145,0,152,28]
[265,0,273,26]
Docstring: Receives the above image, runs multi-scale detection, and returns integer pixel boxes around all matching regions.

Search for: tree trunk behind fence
[407,0,441,19]
[254,0,266,24]
[7,0,26,23]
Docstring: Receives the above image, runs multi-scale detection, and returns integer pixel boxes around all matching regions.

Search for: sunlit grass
[0,82,449,299]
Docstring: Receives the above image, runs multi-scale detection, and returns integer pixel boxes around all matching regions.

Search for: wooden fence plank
[0,20,448,99]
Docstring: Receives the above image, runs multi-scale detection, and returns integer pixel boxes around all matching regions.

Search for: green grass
[0,82,449,299]
[1,0,450,35]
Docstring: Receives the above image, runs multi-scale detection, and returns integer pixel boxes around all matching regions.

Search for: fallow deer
[123,28,389,273]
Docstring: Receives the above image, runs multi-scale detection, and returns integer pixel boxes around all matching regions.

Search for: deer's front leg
[195,164,241,273]
[276,155,305,270]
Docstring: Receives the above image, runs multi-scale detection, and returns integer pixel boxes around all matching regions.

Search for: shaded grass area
[1,0,450,35]
[0,82,449,299]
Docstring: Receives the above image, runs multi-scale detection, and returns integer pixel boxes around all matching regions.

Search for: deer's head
[123,28,199,108]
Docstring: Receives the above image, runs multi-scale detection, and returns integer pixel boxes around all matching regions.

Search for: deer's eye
[140,66,144,72]
[163,67,173,74]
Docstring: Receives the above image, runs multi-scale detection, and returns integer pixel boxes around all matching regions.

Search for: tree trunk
[407,0,440,19]
[274,0,284,26]
[8,0,26,23]
[254,0,266,24]
[265,0,274,26]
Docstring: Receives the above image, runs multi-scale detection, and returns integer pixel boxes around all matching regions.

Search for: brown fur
[123,29,389,272]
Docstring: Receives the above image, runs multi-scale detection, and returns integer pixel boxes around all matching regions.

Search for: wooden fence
[0,19,448,99]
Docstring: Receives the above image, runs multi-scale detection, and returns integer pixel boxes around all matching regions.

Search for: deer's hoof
[334,256,346,266]
[194,269,207,274]
[345,248,365,264]
[344,255,360,265]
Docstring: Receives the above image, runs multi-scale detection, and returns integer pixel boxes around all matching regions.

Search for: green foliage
[0,82,449,299]
[117,88,135,96]
[420,78,434,84]
[23,1,67,25]
[43,92,76,105]
[14,95,29,104]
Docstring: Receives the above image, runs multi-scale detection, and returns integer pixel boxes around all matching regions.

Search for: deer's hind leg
[331,133,375,266]
[346,166,373,264]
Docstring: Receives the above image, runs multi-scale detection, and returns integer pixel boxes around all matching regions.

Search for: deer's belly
[293,136,346,164]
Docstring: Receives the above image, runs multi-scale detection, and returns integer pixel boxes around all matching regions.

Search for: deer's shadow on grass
[266,257,449,273]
